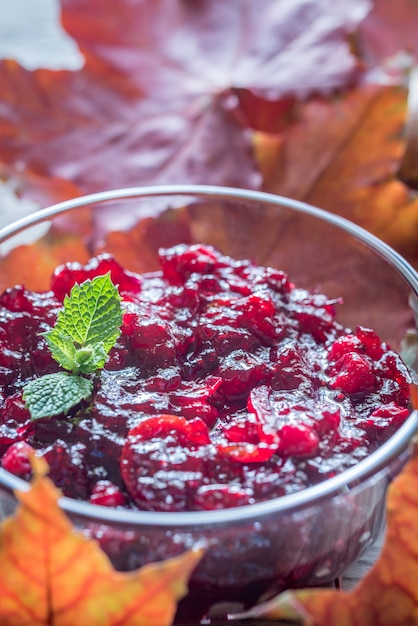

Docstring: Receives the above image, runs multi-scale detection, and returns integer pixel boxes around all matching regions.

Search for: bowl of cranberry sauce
[0,185,417,623]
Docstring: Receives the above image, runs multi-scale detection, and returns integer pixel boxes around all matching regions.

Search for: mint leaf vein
[23,373,93,421]
[45,273,122,373]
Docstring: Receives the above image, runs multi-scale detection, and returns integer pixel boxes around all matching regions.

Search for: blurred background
[0,0,418,264]
[0,0,81,69]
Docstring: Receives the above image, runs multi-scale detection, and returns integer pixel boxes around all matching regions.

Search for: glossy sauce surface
[0,244,411,512]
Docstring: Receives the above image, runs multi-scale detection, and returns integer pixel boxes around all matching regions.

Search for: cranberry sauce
[0,244,412,512]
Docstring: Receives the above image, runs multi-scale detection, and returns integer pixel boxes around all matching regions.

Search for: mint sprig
[23,273,123,421]
[23,373,93,419]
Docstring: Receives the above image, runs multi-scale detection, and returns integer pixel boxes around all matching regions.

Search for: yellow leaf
[0,455,203,626]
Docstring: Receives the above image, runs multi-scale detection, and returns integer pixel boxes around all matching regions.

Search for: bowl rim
[0,183,417,527]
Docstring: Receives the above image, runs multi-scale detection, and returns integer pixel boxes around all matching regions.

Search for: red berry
[370,403,410,421]
[160,244,220,284]
[0,394,31,449]
[42,441,90,500]
[128,414,211,447]
[328,335,362,361]
[356,326,384,360]
[233,293,277,341]
[120,414,212,511]
[329,352,376,395]
[51,254,142,301]
[1,441,34,478]
[218,412,279,463]
[277,424,319,457]
[217,441,277,463]
[314,408,341,437]
[217,350,266,398]
[378,352,412,404]
[193,485,253,510]
[270,346,314,390]
[90,480,127,507]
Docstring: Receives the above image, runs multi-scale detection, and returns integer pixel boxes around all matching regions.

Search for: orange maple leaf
[255,83,418,268]
[0,455,202,626]
[237,436,418,626]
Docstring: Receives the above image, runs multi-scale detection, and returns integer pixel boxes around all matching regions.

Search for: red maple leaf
[0,0,370,202]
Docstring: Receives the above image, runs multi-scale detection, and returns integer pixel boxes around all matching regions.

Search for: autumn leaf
[357,0,418,72]
[0,164,83,210]
[2,0,418,270]
[236,436,418,626]
[0,0,370,205]
[254,81,418,267]
[0,222,91,292]
[0,455,202,626]
[3,0,418,267]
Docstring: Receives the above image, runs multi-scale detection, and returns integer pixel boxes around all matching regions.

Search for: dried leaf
[0,0,370,204]
[260,82,418,267]
[238,436,418,626]
[0,455,202,626]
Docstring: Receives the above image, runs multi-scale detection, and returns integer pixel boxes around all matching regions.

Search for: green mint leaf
[74,342,108,373]
[43,332,78,372]
[23,272,123,421]
[23,372,93,421]
[45,273,122,372]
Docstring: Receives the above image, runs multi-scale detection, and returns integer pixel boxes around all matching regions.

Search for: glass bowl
[0,185,417,624]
